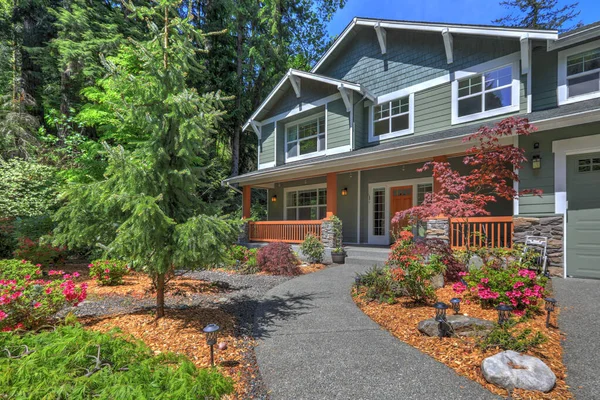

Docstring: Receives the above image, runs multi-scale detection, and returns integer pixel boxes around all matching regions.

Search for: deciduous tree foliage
[396,117,542,222]
[53,0,239,318]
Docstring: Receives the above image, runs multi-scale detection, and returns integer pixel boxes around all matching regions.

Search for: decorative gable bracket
[520,34,530,74]
[374,22,387,54]
[250,120,261,138]
[289,74,302,98]
[441,28,453,64]
[338,84,352,112]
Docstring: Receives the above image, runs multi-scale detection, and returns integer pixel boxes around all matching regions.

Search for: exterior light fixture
[450,297,461,315]
[271,194,277,202]
[532,154,541,169]
[496,304,513,326]
[544,298,557,328]
[354,275,361,288]
[433,302,449,338]
[203,323,220,366]
[341,187,348,196]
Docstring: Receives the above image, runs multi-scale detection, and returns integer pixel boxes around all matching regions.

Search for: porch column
[433,155,448,193]
[326,172,337,217]
[242,186,251,219]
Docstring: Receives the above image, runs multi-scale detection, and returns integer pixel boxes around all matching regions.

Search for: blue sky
[327,0,600,36]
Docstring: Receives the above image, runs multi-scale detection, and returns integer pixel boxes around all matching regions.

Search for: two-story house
[224,18,600,280]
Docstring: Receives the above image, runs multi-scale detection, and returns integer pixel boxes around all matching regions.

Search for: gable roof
[549,21,600,51]
[242,69,375,133]
[312,17,558,73]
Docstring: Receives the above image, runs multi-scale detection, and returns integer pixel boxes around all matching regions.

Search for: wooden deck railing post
[449,217,514,250]
[246,221,323,244]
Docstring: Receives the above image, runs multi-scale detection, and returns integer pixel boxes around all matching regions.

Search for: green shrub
[89,259,130,286]
[13,237,67,266]
[224,246,259,274]
[0,259,40,280]
[0,325,234,399]
[300,234,324,264]
[391,255,446,303]
[478,321,547,352]
[0,218,16,258]
[358,265,397,303]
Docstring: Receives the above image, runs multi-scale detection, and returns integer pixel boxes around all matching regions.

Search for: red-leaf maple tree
[395,117,543,224]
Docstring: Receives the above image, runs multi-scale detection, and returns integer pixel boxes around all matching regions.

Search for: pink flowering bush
[0,261,87,331]
[453,265,547,316]
[88,259,130,286]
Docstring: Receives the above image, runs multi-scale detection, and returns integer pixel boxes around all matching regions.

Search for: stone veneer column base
[513,216,564,277]
[425,219,450,242]
[238,221,249,245]
[321,220,335,248]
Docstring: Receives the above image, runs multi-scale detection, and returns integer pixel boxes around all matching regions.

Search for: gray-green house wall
[531,46,558,111]
[318,26,520,97]
[519,123,600,216]
[259,122,275,165]
[327,98,351,149]
[264,79,338,120]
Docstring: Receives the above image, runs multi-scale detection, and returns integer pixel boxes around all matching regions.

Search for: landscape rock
[418,315,494,337]
[468,255,484,271]
[481,350,556,393]
[431,273,444,289]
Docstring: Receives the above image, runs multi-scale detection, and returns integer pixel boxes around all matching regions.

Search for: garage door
[567,153,600,279]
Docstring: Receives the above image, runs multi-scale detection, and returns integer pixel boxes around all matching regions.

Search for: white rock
[481,350,556,393]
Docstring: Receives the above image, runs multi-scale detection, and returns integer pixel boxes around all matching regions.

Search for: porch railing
[248,221,322,244]
[449,216,514,250]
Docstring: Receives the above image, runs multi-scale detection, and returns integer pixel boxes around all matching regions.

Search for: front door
[390,186,413,240]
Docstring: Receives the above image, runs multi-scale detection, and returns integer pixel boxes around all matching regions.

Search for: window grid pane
[457,65,513,118]
[286,189,326,221]
[567,48,600,76]
[286,114,326,158]
[373,188,385,236]
[417,183,433,204]
[373,97,410,136]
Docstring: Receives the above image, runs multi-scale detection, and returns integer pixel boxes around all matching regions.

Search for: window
[566,47,600,98]
[285,187,327,220]
[373,97,410,136]
[577,157,600,173]
[417,183,433,204]
[372,188,385,236]
[286,115,325,160]
[457,65,513,118]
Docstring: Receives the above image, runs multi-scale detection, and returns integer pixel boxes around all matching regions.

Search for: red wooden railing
[248,221,322,243]
[449,216,514,249]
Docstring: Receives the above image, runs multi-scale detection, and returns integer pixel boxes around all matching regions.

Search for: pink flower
[88,264,93,268]
[0,310,7,321]
[33,302,41,308]
[35,264,41,268]
[72,272,80,278]
[104,269,110,274]
[458,272,468,277]
[513,281,525,289]
[35,270,42,275]
[45,287,52,294]
[452,281,467,294]
[480,278,489,284]
[24,275,31,280]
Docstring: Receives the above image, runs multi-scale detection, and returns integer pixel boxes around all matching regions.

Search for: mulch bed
[354,285,570,399]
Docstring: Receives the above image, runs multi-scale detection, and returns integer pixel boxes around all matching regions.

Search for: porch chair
[520,236,549,276]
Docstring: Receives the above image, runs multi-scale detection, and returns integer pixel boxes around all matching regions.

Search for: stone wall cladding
[513,216,564,275]
[321,220,335,248]
[425,219,449,242]
[238,221,249,245]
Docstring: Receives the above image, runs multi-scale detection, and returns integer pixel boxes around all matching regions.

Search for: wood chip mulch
[354,285,571,399]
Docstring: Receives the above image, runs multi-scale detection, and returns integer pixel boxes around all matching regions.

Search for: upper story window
[451,54,520,125]
[369,93,414,142]
[285,114,325,161]
[559,41,600,105]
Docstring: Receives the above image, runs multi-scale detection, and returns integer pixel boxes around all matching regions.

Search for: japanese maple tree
[395,117,542,224]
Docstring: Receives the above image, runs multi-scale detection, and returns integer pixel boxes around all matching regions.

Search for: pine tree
[494,0,582,32]
[53,0,239,318]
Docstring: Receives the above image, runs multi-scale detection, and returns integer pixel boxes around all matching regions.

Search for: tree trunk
[231,18,244,177]
[156,273,165,318]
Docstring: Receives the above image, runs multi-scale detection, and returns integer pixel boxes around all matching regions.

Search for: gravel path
[553,277,600,400]
[253,263,499,400]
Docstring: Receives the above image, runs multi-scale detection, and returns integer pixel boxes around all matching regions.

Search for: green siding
[532,47,558,111]
[519,123,600,216]
[414,84,452,135]
[353,99,366,149]
[263,79,337,120]
[337,172,359,242]
[327,98,351,149]
[259,122,275,165]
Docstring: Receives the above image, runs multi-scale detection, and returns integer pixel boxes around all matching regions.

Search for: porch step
[343,246,390,267]
[344,256,387,267]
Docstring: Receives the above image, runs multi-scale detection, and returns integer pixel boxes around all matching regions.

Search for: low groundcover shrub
[0,324,234,399]
[300,233,324,264]
[89,259,130,286]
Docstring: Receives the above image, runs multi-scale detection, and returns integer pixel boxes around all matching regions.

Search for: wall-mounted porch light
[532,154,541,169]
[271,194,277,202]
[341,187,348,196]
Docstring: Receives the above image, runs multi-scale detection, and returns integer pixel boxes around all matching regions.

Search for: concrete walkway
[253,263,497,399]
[553,278,600,400]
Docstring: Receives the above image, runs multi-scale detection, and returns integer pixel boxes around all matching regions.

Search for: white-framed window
[451,54,520,125]
[285,113,326,161]
[369,93,414,142]
[284,185,327,220]
[558,40,600,105]
[417,183,433,204]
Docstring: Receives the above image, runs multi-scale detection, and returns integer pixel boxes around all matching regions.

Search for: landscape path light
[544,298,557,328]
[450,297,461,315]
[203,323,220,367]
[433,302,449,338]
[496,304,513,326]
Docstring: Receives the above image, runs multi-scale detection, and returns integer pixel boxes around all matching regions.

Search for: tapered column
[242,186,251,219]
[326,173,337,217]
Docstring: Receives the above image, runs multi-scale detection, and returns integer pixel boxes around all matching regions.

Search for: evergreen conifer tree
[494,0,581,32]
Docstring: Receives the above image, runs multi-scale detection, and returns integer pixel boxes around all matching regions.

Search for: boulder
[481,350,556,393]
[418,315,494,337]
[431,273,444,289]
[468,255,484,271]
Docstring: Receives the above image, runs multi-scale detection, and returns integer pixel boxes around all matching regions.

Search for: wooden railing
[449,217,514,250]
[248,221,322,243]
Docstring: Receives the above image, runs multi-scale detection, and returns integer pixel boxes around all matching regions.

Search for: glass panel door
[373,188,386,236]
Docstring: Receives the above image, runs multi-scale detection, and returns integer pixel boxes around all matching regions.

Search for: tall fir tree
[53,0,238,318]
[494,0,582,32]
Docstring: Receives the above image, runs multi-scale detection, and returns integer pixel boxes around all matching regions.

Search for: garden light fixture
[354,276,361,288]
[450,298,461,315]
[203,323,220,367]
[496,304,513,326]
[341,187,348,196]
[433,302,449,338]
[271,194,277,202]
[544,298,557,328]
[532,154,541,169]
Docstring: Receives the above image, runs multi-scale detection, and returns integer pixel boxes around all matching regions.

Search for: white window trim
[283,183,327,221]
[557,39,600,106]
[367,177,434,245]
[451,53,521,125]
[284,112,326,163]
[368,93,415,142]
